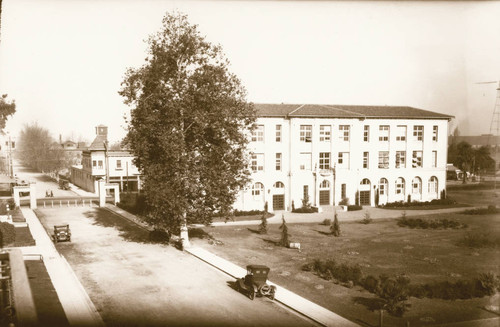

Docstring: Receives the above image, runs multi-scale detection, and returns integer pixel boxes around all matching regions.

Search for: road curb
[185,246,358,327]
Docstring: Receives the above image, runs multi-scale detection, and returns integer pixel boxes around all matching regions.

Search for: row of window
[85,158,124,170]
[250,176,439,199]
[251,124,439,143]
[250,150,438,172]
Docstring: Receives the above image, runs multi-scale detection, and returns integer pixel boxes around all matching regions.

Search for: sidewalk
[104,204,358,326]
[205,205,476,227]
[186,247,358,327]
[21,208,105,327]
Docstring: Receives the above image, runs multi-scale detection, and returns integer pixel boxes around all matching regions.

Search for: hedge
[0,222,16,247]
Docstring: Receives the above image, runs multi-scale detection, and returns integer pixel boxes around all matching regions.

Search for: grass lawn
[25,260,69,327]
[14,226,35,247]
[191,211,499,327]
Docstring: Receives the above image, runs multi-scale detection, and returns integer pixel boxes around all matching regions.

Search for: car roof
[247,265,270,270]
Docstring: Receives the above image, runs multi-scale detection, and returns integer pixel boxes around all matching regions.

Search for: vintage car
[53,224,71,243]
[59,179,70,190]
[237,265,276,300]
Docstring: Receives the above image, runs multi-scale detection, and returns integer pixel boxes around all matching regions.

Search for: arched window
[361,178,371,185]
[379,178,388,195]
[274,181,285,189]
[428,176,438,194]
[412,177,422,194]
[395,177,405,195]
[320,180,330,189]
[252,182,264,197]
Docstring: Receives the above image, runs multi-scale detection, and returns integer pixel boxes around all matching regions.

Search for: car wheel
[249,290,255,300]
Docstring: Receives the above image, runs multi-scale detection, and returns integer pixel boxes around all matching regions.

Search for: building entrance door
[273,195,284,210]
[360,191,371,205]
[319,190,330,205]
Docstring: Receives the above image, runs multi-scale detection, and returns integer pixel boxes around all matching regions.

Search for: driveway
[36,207,317,327]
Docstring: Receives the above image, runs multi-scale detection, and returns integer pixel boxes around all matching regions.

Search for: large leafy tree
[18,123,66,173]
[119,12,255,236]
[0,94,16,131]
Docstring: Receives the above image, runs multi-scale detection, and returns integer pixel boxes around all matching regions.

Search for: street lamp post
[332,164,336,214]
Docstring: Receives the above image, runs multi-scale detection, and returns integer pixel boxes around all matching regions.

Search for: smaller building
[71,125,141,193]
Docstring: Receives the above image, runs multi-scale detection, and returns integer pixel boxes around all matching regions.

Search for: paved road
[37,207,317,327]
[13,161,79,198]
[14,164,317,326]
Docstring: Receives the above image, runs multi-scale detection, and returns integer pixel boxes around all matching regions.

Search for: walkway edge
[21,208,105,327]
[185,246,358,327]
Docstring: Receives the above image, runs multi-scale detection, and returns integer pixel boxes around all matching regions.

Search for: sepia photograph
[0,0,499,326]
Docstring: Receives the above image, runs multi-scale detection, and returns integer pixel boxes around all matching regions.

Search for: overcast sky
[1,0,499,143]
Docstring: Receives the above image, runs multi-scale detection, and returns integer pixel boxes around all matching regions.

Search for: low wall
[1,249,38,326]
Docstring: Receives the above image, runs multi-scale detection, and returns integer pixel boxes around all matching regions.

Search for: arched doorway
[252,182,265,208]
[359,178,371,206]
[272,181,285,211]
[412,177,422,201]
[395,177,406,202]
[428,176,438,199]
[378,178,388,205]
[319,180,330,205]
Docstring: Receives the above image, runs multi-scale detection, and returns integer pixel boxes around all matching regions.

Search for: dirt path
[36,207,317,327]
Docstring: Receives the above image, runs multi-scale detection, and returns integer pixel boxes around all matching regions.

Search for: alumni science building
[234,104,452,212]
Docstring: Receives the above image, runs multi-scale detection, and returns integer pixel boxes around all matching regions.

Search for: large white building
[234,104,452,212]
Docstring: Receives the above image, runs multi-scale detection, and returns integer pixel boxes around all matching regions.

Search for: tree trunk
[180,211,190,249]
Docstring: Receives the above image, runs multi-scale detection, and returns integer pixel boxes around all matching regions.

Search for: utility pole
[475,81,500,190]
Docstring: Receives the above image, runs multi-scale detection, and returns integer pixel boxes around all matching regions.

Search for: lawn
[190,211,499,327]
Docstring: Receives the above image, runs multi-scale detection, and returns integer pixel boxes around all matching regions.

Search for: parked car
[59,179,70,190]
[236,265,276,300]
[53,224,71,243]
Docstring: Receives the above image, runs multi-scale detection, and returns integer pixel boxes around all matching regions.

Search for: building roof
[88,134,107,150]
[255,103,453,120]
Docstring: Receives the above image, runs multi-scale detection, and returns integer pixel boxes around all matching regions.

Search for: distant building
[234,104,452,212]
[0,134,16,177]
[70,125,141,193]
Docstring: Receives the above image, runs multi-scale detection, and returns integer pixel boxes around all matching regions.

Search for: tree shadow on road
[84,208,151,243]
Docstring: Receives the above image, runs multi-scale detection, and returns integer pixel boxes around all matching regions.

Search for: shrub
[362,212,372,224]
[279,215,290,247]
[301,262,314,272]
[398,217,465,229]
[457,232,498,248]
[363,275,380,293]
[381,198,458,209]
[339,197,349,206]
[477,272,500,295]
[377,274,411,317]
[302,194,311,209]
[335,264,362,284]
[408,284,427,299]
[233,209,266,217]
[463,206,498,215]
[259,204,268,234]
[292,206,318,213]
[347,205,362,211]
[330,213,340,236]
[322,219,331,226]
[149,229,170,243]
[0,222,16,247]
[117,193,147,215]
